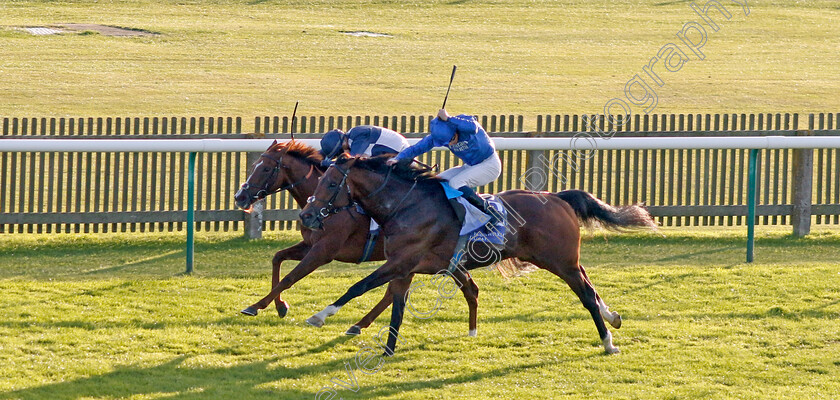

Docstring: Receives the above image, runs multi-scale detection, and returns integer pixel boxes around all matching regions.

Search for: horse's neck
[353,174,439,225]
[287,168,322,208]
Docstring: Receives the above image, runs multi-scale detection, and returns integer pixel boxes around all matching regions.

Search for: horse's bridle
[308,163,417,224]
[241,151,315,200]
[306,163,356,219]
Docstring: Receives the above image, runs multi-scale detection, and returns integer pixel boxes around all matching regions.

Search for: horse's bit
[307,163,356,219]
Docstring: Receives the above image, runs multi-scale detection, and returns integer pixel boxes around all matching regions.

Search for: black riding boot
[457,186,500,226]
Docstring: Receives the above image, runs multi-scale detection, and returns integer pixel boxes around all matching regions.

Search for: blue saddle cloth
[440,182,506,245]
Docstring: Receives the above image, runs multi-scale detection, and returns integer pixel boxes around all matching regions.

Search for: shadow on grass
[0,344,596,400]
[295,335,356,356]
[0,235,301,281]
[0,356,316,400]
[80,250,183,276]
[621,272,696,295]
[630,307,840,322]
[654,246,740,262]
[352,355,598,399]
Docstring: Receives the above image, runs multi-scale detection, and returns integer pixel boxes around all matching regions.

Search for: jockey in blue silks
[321,125,410,235]
[387,109,502,224]
[320,125,410,160]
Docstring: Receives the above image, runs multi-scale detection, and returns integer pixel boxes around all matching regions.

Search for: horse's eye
[328,182,337,188]
[264,167,271,172]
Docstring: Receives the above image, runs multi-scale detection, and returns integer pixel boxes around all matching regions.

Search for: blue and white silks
[395,115,496,166]
[346,125,410,157]
[440,181,506,245]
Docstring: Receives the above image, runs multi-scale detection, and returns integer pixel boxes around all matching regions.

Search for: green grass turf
[0,227,838,399]
[1,1,838,119]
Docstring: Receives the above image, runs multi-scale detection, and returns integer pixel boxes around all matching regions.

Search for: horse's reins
[411,159,439,173]
[311,162,418,225]
[362,166,392,200]
[379,177,418,224]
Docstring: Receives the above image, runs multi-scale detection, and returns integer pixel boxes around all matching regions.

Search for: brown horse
[299,154,656,355]
[233,141,481,336]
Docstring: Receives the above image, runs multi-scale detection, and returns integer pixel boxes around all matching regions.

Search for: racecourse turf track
[0,228,838,399]
[2,0,840,398]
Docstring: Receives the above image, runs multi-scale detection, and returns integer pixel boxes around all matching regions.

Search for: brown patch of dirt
[57,24,158,37]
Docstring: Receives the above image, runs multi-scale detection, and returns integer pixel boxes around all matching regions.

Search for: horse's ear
[271,139,278,146]
[335,152,351,164]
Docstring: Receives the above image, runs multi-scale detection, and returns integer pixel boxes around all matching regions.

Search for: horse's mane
[269,140,326,171]
[336,154,442,184]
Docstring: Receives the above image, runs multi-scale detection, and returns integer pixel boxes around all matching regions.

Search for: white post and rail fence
[1,113,839,271]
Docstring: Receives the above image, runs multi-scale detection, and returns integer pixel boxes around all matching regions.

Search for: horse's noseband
[308,165,356,222]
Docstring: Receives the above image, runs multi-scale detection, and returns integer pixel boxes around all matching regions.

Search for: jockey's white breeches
[438,152,502,189]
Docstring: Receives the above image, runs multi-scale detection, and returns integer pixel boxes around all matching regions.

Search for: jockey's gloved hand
[385,157,398,166]
[437,108,450,121]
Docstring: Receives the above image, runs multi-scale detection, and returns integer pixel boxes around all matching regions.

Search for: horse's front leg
[381,277,411,356]
[345,270,480,337]
[345,274,415,336]
[241,240,337,317]
[270,241,310,317]
[305,260,406,328]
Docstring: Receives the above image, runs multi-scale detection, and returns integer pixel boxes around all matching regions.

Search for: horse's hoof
[276,300,290,318]
[605,346,621,355]
[382,348,395,357]
[611,314,622,329]
[468,329,477,337]
[240,306,258,316]
[345,325,362,336]
[306,315,325,328]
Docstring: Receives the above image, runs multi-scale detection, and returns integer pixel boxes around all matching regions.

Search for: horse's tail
[555,190,657,231]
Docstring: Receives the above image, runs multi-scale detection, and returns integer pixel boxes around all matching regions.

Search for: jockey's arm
[393,134,439,162]
[446,114,481,136]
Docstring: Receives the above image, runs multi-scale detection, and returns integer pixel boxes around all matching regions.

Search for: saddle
[439,182,507,273]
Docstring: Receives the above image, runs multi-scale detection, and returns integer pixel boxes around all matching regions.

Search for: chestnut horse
[233,141,481,336]
[300,154,656,355]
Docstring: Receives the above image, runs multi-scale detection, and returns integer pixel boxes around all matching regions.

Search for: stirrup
[479,201,501,226]
[447,235,470,275]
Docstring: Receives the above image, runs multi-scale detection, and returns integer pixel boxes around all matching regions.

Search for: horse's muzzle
[299,209,323,230]
[234,188,253,209]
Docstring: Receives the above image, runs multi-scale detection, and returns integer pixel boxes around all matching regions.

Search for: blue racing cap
[320,129,345,159]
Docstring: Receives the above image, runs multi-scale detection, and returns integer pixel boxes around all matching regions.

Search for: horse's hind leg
[381,277,412,356]
[546,262,619,354]
[451,269,479,337]
[579,264,621,329]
